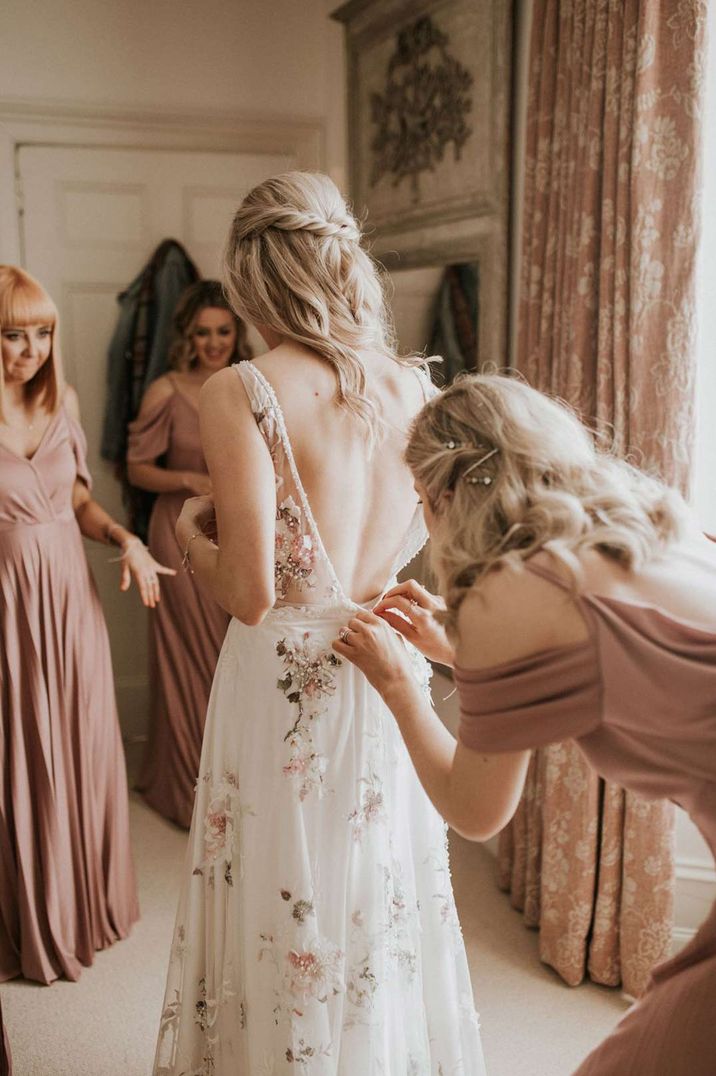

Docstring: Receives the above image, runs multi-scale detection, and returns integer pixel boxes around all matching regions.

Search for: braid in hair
[224,171,422,439]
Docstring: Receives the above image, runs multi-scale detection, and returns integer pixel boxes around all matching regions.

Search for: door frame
[0,95,325,263]
[0,97,324,736]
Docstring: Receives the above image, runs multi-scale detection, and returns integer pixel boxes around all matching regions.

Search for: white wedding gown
[154,362,486,1075]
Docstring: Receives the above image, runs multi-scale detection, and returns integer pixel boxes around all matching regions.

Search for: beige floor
[1,786,628,1076]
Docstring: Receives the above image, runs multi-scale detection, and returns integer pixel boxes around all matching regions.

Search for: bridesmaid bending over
[336,373,716,1076]
[127,281,251,828]
[0,266,173,985]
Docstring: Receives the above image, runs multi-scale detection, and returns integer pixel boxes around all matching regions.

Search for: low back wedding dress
[154,360,486,1075]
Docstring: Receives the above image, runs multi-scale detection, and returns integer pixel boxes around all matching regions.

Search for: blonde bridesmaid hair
[0,265,64,417]
[405,373,687,629]
[223,170,421,436]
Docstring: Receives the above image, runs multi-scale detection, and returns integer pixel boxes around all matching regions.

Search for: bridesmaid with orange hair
[0,266,173,984]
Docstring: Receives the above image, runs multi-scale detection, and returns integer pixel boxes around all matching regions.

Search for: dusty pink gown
[455,554,716,1076]
[0,406,139,985]
[127,378,229,829]
[0,996,9,1075]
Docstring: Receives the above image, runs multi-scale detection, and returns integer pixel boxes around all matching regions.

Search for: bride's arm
[175,366,276,624]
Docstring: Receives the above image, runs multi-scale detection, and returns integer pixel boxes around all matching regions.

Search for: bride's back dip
[154,172,485,1076]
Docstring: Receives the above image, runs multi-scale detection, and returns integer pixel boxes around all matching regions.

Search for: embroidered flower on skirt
[275,633,341,800]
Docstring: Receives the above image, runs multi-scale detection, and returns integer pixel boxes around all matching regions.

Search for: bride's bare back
[255,344,428,603]
[199,344,431,621]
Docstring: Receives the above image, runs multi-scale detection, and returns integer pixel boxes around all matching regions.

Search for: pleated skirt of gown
[0,516,139,984]
[138,490,229,828]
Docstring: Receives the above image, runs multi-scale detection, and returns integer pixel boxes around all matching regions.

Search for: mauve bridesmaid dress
[0,405,139,985]
[127,378,229,829]
[0,996,10,1075]
[456,554,716,1076]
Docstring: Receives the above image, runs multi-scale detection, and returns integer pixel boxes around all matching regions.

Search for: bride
[153,171,485,1075]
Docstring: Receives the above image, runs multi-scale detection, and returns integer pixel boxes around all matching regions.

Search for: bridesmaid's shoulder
[62,384,81,423]
[455,557,587,671]
[139,374,176,413]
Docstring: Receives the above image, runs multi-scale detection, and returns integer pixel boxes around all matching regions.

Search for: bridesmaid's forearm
[74,495,133,548]
[379,673,530,842]
[380,675,458,821]
[127,461,191,494]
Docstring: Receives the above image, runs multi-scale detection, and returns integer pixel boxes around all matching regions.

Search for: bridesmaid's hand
[176,494,215,549]
[372,580,454,667]
[333,611,415,698]
[119,538,176,608]
[181,471,213,496]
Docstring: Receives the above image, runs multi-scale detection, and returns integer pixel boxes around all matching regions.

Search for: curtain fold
[505,0,707,997]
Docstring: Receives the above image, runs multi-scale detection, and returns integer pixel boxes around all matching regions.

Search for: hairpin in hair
[463,446,498,486]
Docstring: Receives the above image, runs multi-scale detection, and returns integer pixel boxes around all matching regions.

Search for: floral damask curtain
[505,0,707,996]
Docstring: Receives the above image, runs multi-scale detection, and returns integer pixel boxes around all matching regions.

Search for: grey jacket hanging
[100,239,199,463]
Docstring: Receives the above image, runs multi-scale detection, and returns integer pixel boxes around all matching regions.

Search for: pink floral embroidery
[275,634,341,800]
[348,773,385,842]
[285,939,344,1002]
[275,497,316,597]
[205,810,228,859]
[193,770,254,888]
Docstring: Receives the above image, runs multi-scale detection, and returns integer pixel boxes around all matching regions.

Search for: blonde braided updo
[223,171,422,435]
[406,373,687,632]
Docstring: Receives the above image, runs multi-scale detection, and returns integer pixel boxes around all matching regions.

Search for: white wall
[0,0,346,182]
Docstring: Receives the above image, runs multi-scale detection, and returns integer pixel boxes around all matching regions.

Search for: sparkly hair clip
[463,447,498,486]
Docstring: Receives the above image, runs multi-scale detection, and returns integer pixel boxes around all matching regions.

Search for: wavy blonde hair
[405,373,688,630]
[0,265,64,419]
[223,170,421,435]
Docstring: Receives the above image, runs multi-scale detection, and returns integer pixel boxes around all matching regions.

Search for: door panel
[18,143,292,737]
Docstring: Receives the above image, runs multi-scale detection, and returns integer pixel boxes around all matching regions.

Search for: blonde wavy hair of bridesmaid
[223,170,421,435]
[405,373,688,631]
[0,265,64,418]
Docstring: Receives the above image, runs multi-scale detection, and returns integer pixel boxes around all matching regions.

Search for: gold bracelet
[182,532,204,574]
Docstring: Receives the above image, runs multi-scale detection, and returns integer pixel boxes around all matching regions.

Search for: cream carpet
[1,678,628,1076]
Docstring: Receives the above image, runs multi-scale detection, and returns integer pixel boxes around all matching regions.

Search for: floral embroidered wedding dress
[154,362,486,1075]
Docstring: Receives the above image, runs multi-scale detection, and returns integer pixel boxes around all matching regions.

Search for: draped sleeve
[65,411,93,490]
[454,643,602,752]
[126,392,173,463]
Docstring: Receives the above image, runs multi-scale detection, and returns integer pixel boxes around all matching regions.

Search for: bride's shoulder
[199,364,253,421]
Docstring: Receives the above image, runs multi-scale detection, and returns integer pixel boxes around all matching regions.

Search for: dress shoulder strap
[232,361,271,414]
[523,557,573,591]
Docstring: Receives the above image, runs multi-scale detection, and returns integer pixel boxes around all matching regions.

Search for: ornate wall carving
[332,0,512,365]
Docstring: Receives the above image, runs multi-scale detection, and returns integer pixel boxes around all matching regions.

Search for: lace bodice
[233,361,433,611]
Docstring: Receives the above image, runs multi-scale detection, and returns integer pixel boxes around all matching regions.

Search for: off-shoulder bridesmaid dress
[127,375,229,828]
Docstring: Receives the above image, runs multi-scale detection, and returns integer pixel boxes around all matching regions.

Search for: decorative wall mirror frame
[332,0,512,366]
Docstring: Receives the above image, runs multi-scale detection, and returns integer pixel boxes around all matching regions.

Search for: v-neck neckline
[0,407,62,463]
[171,387,201,415]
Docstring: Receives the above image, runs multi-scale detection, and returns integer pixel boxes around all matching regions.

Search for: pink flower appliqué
[285,939,344,1003]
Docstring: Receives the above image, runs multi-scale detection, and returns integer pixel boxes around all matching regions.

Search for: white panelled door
[17,144,293,738]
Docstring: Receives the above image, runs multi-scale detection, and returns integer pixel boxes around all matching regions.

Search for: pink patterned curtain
[505,0,707,996]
